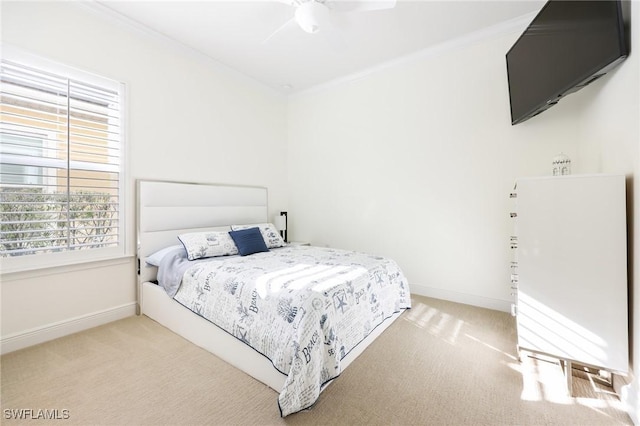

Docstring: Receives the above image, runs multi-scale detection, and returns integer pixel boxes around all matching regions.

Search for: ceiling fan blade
[328,0,397,13]
[261,17,298,44]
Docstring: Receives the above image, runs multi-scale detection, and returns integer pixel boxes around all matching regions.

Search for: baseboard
[0,302,137,355]
[410,284,512,313]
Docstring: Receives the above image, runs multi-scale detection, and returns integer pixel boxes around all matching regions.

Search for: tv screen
[506,0,628,125]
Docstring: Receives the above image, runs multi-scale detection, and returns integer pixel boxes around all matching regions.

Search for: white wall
[0,1,288,351]
[287,26,581,311]
[288,4,639,421]
[575,1,639,421]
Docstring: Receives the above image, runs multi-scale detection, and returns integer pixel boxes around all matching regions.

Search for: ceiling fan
[264,0,397,43]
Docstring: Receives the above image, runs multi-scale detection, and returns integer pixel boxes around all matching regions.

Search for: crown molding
[291,11,536,99]
[75,1,535,100]
[76,1,286,99]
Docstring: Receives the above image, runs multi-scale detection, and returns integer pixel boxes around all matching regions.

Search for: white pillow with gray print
[178,231,238,260]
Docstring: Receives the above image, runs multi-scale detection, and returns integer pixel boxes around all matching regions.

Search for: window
[0,55,124,267]
[0,133,46,186]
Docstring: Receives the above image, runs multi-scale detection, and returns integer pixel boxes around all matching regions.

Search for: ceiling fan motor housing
[295,1,330,33]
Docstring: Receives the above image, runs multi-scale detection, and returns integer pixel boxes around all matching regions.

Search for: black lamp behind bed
[276,211,288,243]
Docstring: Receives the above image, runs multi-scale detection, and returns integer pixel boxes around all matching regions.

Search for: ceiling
[94,0,544,94]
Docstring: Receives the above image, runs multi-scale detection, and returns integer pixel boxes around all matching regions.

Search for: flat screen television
[506,0,628,125]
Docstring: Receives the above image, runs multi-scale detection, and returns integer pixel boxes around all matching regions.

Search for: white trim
[410,284,512,313]
[292,11,536,98]
[0,302,137,355]
[0,254,134,278]
[2,44,121,91]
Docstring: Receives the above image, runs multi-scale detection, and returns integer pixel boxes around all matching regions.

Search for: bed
[136,180,411,416]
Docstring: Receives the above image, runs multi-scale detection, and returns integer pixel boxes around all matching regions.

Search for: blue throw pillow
[229,227,269,256]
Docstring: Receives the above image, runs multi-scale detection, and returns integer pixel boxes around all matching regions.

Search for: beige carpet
[1,295,632,425]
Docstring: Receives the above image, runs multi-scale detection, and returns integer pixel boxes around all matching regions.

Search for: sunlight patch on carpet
[403,301,464,345]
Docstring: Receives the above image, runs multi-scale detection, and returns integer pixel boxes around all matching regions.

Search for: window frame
[0,46,128,274]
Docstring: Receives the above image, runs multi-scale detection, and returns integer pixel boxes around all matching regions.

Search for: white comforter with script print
[171,245,411,416]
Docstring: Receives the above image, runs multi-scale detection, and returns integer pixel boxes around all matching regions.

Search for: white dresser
[512,174,628,375]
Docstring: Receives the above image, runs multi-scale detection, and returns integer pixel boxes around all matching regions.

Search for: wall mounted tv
[506,0,628,125]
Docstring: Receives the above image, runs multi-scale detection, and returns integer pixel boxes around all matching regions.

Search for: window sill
[0,254,135,281]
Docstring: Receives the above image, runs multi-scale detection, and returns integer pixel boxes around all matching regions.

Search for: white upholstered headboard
[136,180,268,284]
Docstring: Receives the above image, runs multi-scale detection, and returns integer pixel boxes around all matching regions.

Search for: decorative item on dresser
[510,174,628,393]
[136,180,411,416]
[552,152,571,176]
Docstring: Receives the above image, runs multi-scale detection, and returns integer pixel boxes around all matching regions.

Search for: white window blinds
[0,59,123,258]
